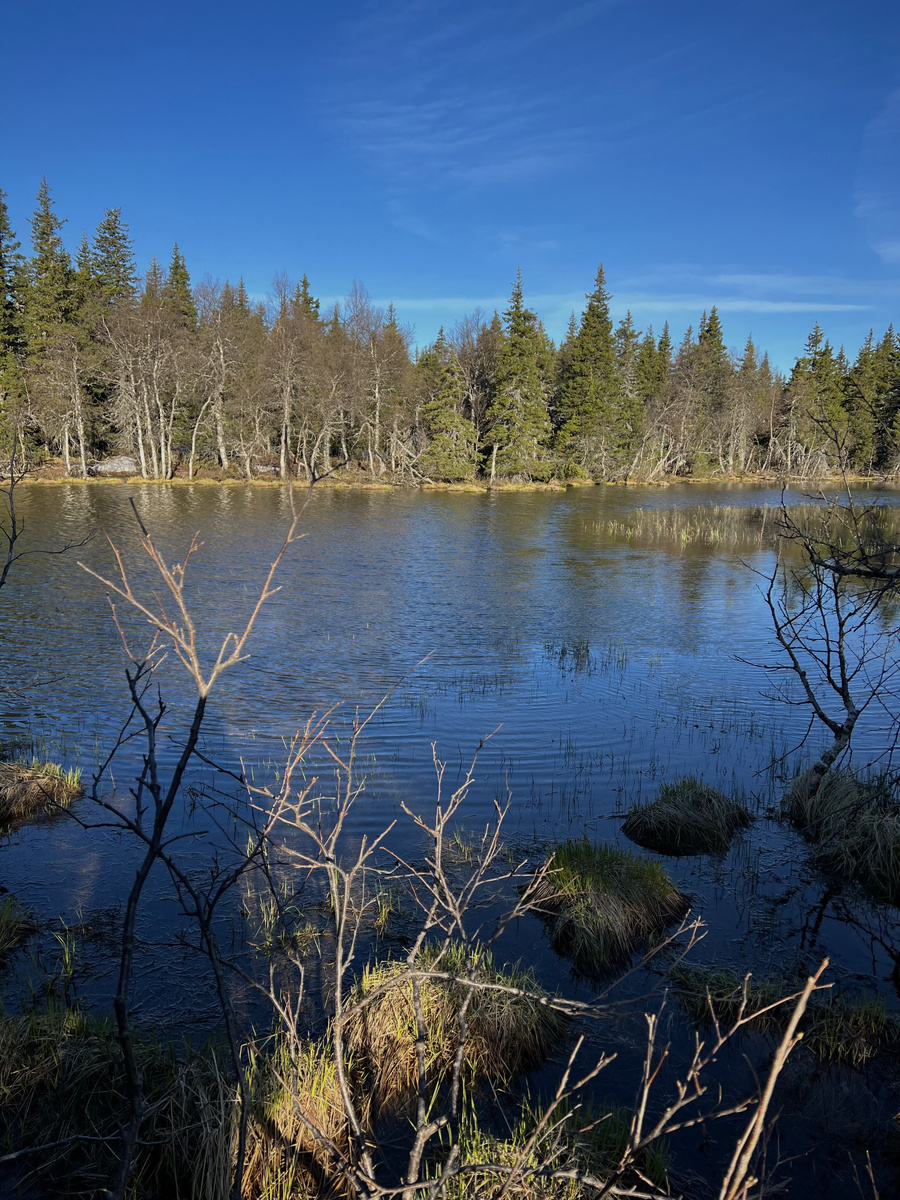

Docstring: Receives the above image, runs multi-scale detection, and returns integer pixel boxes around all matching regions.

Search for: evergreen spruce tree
[296,274,320,322]
[24,177,73,351]
[91,208,137,306]
[554,265,620,476]
[420,330,479,480]
[142,256,164,304]
[484,271,552,480]
[162,243,197,326]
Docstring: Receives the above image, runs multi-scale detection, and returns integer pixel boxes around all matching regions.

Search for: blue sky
[4,0,900,368]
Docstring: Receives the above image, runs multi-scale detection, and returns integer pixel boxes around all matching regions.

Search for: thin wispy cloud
[855,85,900,263]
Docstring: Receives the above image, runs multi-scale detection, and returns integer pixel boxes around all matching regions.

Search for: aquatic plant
[528,840,688,975]
[0,1008,235,1197]
[671,964,899,1066]
[0,759,83,825]
[343,943,567,1111]
[784,768,900,905]
[622,776,751,855]
[0,893,34,959]
[441,1104,670,1198]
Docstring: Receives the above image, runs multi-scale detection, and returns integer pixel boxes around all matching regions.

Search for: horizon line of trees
[2,179,899,483]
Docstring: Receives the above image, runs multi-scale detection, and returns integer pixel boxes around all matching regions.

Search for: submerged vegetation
[671,964,900,1067]
[622,776,751,855]
[784,768,900,904]
[528,841,688,975]
[0,759,83,825]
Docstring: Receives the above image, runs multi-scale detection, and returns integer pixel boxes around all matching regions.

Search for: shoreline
[7,466,895,492]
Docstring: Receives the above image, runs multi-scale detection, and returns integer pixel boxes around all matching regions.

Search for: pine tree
[91,208,137,306]
[24,177,73,350]
[296,274,320,322]
[420,331,479,480]
[484,271,552,480]
[142,256,164,304]
[162,243,197,326]
[554,265,620,475]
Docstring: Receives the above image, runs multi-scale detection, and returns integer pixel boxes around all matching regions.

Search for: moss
[622,776,751,855]
[343,943,566,1112]
[0,759,83,825]
[528,841,688,976]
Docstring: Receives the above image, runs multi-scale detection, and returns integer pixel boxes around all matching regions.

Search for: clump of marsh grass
[528,840,688,976]
[440,1104,670,1198]
[343,943,567,1112]
[0,759,83,824]
[622,776,751,855]
[0,893,35,958]
[671,965,900,1067]
[244,1037,357,1198]
[784,768,900,904]
[0,1007,235,1197]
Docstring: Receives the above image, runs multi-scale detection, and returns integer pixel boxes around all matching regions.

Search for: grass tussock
[0,1007,235,1197]
[244,1037,356,1199]
[622,776,751,855]
[784,768,900,905]
[440,1105,669,1199]
[0,893,35,958]
[529,840,688,976]
[343,943,566,1112]
[671,965,899,1066]
[0,759,83,824]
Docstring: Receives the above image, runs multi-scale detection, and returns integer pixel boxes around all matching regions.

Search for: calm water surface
[2,481,900,1195]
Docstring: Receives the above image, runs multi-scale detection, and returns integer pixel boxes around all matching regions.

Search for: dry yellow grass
[343,945,566,1112]
[0,760,83,824]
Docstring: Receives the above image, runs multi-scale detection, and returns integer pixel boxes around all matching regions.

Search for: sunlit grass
[343,942,567,1112]
[529,841,688,976]
[0,759,83,825]
[622,776,751,855]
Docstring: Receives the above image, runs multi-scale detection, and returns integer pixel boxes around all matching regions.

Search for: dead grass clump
[622,776,751,855]
[671,965,900,1067]
[784,768,900,905]
[529,840,688,976]
[0,1007,234,1196]
[343,943,566,1112]
[0,759,83,824]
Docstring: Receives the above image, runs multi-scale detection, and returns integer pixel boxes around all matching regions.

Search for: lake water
[2,480,900,1196]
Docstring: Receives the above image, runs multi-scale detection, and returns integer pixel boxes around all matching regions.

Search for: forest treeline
[2,180,899,483]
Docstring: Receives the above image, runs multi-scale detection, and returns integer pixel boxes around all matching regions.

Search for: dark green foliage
[420,332,479,480]
[529,840,688,975]
[161,242,197,326]
[555,265,623,476]
[90,207,137,307]
[24,177,73,350]
[484,271,552,479]
[0,189,26,428]
[622,776,751,855]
